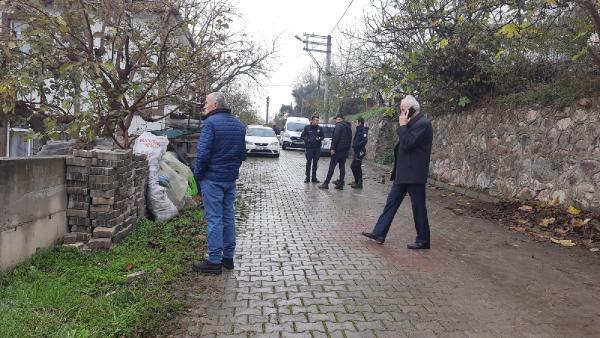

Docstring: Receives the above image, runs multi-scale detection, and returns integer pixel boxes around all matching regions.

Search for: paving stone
[170,152,600,338]
[294,321,326,333]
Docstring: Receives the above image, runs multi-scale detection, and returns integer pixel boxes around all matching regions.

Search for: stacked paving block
[63,149,148,250]
[64,150,93,245]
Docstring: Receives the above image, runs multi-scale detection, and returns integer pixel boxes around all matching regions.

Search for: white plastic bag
[159,151,197,209]
[158,160,189,210]
[133,132,178,221]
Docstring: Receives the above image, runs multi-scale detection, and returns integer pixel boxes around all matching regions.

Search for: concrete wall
[0,156,68,270]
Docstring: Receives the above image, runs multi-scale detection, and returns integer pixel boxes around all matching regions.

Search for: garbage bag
[133,132,178,221]
[158,160,189,210]
[159,151,198,209]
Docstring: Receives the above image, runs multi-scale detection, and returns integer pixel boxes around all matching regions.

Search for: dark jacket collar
[407,113,424,127]
[202,108,231,120]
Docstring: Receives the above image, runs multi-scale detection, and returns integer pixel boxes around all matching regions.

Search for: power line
[329,0,355,35]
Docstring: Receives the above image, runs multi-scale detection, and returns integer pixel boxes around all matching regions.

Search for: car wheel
[282,144,287,150]
[273,153,280,158]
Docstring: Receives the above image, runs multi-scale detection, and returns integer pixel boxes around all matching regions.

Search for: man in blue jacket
[361,95,433,249]
[193,92,247,274]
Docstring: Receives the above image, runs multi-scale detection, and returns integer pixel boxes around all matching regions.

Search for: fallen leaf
[509,226,527,233]
[572,218,590,228]
[516,219,529,225]
[126,263,134,271]
[526,230,550,239]
[567,206,581,215]
[590,248,599,252]
[554,228,569,236]
[546,197,559,207]
[539,217,556,227]
[519,205,534,212]
[550,238,576,247]
[154,268,164,274]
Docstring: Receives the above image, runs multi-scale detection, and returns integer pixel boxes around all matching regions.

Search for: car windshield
[247,128,275,137]
[286,122,307,132]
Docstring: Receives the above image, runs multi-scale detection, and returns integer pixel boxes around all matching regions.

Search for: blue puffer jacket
[194,109,247,182]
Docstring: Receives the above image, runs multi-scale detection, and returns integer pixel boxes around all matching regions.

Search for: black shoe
[311,177,320,183]
[334,184,344,190]
[350,182,363,189]
[333,179,340,186]
[407,242,430,250]
[361,231,385,244]
[192,260,222,274]
[304,177,310,183]
[222,258,234,270]
[318,184,329,189]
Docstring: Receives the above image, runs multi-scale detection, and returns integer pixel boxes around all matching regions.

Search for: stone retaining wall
[363,98,600,211]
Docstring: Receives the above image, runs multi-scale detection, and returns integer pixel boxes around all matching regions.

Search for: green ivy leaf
[458,96,471,107]
[439,38,449,49]
[498,23,521,38]
[572,47,588,62]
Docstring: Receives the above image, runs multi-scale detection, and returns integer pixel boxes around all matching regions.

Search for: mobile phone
[407,107,416,118]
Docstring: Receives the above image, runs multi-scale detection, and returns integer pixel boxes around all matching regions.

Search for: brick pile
[63,149,148,250]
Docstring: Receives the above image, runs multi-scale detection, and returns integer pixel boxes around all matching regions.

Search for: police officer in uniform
[350,117,369,189]
[301,115,325,183]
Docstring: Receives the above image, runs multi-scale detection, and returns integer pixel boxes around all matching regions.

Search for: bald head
[203,92,229,116]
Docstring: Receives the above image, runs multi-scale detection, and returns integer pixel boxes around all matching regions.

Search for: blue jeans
[200,179,237,264]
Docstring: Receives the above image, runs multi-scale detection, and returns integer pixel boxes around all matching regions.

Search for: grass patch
[496,77,600,108]
[0,208,205,337]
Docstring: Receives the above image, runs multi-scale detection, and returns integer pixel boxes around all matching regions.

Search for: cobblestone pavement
[174,150,600,337]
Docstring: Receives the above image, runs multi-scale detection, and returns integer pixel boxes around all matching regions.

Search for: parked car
[281,116,309,150]
[245,125,280,158]
[318,123,336,156]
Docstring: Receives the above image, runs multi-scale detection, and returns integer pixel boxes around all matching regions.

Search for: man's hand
[330,149,335,155]
[399,110,409,126]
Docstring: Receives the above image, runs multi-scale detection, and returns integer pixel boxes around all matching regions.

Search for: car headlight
[245,140,253,145]
[269,142,279,146]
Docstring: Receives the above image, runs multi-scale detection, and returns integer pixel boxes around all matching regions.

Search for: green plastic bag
[187,175,199,196]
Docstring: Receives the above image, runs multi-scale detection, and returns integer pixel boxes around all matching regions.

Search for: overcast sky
[234,0,372,123]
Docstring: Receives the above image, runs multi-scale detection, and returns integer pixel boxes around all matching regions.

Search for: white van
[281,116,309,150]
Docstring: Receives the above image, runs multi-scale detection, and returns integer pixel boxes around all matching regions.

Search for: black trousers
[371,183,430,244]
[350,159,363,183]
[324,152,347,185]
[305,147,320,178]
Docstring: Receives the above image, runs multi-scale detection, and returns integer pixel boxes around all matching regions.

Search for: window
[247,128,275,137]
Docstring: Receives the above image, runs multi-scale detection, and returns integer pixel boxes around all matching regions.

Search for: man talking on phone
[361,95,434,249]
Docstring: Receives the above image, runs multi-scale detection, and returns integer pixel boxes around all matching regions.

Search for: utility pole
[295,33,332,121]
[265,96,270,125]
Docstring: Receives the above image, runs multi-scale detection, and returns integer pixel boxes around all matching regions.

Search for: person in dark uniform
[300,115,324,183]
[361,95,433,250]
[319,113,352,190]
[350,117,369,189]
[272,123,281,136]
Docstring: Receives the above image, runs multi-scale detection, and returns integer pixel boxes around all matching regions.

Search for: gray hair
[402,95,420,112]
[208,92,229,109]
